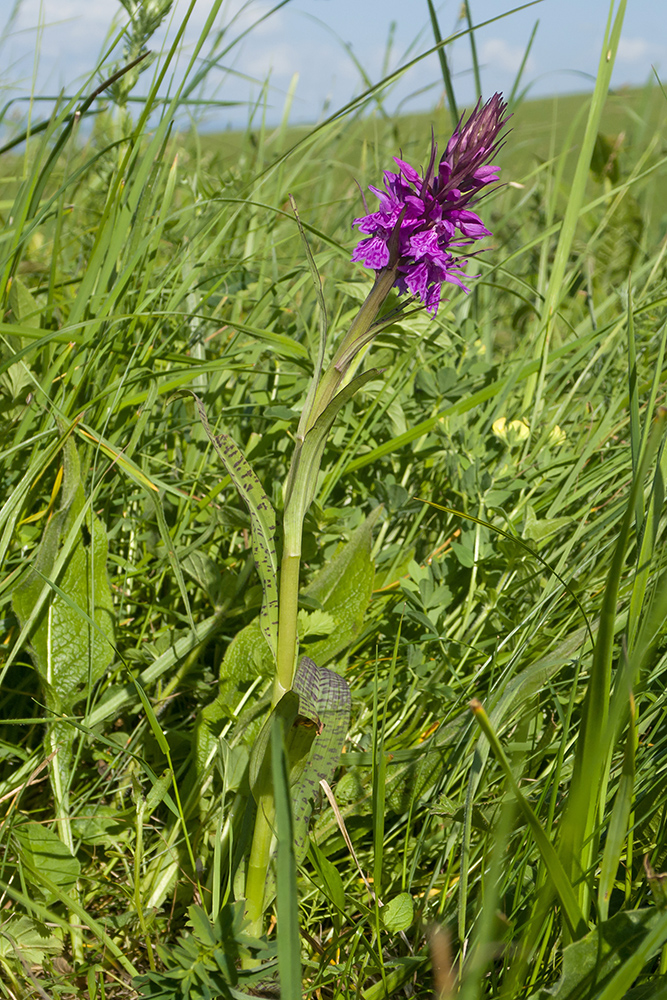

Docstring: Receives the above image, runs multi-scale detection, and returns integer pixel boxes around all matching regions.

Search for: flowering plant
[221,94,510,942]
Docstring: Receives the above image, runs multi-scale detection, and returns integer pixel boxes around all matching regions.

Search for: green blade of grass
[470,698,587,939]
[426,0,458,128]
[524,0,628,414]
[598,689,636,920]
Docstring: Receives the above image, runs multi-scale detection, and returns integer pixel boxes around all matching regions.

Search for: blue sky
[0,0,663,128]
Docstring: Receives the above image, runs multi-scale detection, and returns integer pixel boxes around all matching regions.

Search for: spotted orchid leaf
[249,656,351,911]
[194,395,278,658]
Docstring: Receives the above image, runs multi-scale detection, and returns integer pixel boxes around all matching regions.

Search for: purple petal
[394,157,421,186]
[452,209,492,238]
[352,234,391,269]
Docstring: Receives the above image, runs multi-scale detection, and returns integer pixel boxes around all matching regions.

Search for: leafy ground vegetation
[2,0,667,997]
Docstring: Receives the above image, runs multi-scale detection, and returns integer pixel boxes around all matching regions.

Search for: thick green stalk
[244,796,275,944]
[274,265,398,700]
[275,551,301,703]
[306,266,397,432]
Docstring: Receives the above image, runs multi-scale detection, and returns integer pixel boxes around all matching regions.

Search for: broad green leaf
[194,395,278,657]
[522,504,572,543]
[309,842,345,912]
[526,908,667,1000]
[301,506,382,665]
[256,656,351,911]
[0,336,34,407]
[297,607,335,642]
[142,844,181,913]
[8,276,42,327]
[193,696,231,780]
[12,437,115,805]
[144,769,175,816]
[381,893,414,934]
[181,549,222,605]
[623,977,667,1000]
[13,821,80,903]
[70,805,133,847]
[219,616,274,704]
[0,867,138,978]
[0,915,62,967]
[193,618,273,779]
[187,904,218,948]
[12,436,115,711]
[0,914,63,970]
[1,278,40,411]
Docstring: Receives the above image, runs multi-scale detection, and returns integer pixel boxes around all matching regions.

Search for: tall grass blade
[508,19,539,108]
[598,690,636,920]
[425,0,458,127]
[562,407,667,918]
[470,699,586,939]
[462,1,482,98]
[524,0,628,413]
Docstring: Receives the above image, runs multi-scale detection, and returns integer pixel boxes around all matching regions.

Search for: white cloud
[2,2,665,132]
[244,43,298,80]
[15,0,110,25]
[616,37,659,64]
[480,38,535,75]
[1,0,289,98]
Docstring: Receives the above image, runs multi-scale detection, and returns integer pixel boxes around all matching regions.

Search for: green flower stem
[274,267,397,701]
[244,796,275,943]
[306,265,397,432]
[275,551,301,703]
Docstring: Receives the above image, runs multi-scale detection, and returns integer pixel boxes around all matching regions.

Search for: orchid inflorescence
[351,93,510,315]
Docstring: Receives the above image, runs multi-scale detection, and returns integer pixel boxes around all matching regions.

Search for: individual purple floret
[352,93,510,315]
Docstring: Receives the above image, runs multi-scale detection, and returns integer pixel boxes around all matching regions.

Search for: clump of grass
[1,1,667,998]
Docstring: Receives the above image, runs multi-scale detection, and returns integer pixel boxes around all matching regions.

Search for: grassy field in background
[1,3,667,997]
[200,84,667,234]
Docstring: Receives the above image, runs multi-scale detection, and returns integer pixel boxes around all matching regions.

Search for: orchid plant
[199,93,511,938]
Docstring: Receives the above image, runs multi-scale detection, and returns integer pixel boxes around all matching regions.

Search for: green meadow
[1,1,667,997]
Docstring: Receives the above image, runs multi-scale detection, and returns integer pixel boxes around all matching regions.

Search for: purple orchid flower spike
[352,93,510,315]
